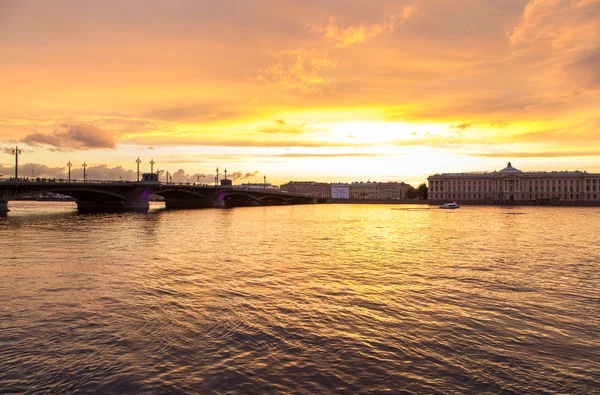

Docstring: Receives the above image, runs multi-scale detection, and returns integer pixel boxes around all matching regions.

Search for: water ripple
[0,202,599,393]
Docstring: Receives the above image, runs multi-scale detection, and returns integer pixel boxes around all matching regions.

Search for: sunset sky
[1,0,599,184]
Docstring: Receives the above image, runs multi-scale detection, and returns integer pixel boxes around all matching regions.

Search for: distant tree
[417,183,428,199]
[406,185,418,199]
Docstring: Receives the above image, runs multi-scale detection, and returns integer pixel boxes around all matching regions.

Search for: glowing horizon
[1,0,599,185]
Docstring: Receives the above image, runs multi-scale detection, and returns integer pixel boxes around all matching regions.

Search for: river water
[1,202,599,393]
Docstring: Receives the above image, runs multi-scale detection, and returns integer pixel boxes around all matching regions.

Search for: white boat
[439,202,461,209]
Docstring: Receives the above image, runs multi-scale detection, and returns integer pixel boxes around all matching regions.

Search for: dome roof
[499,161,522,173]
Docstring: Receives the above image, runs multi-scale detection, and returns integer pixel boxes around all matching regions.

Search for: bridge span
[0,180,326,213]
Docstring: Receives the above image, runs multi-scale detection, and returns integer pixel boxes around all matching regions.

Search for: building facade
[280,180,412,199]
[349,182,379,199]
[378,182,409,200]
[428,162,600,202]
[279,181,315,195]
[312,183,332,198]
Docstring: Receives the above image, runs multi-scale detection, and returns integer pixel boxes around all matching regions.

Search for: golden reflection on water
[0,202,599,393]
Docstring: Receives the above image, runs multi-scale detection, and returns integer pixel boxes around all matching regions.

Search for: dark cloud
[0,163,156,180]
[168,169,260,183]
[169,169,217,183]
[228,170,259,180]
[451,123,472,130]
[1,146,32,155]
[0,163,66,179]
[22,124,116,150]
[85,165,137,181]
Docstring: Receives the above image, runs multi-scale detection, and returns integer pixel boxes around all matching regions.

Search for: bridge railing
[0,178,140,184]
[0,178,240,187]
[0,179,314,197]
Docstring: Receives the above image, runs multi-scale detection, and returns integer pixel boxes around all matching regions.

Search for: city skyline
[2,0,600,185]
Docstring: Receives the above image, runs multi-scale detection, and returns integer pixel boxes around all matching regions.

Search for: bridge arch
[154,188,208,200]
[255,195,291,205]
[222,191,260,202]
[9,187,128,202]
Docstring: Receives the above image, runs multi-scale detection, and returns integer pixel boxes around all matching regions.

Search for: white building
[428,162,600,202]
[331,184,350,199]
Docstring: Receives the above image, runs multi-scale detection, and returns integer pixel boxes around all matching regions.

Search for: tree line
[406,183,428,199]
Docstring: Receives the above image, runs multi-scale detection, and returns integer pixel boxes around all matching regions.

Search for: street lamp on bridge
[215,167,219,186]
[67,161,72,182]
[135,157,141,181]
[82,162,88,182]
[150,158,155,174]
[11,146,21,179]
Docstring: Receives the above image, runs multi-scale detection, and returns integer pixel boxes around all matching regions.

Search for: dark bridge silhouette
[0,179,325,213]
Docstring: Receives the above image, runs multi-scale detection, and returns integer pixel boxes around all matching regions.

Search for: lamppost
[32,169,34,179]
[135,157,141,181]
[67,161,72,182]
[12,146,21,179]
[150,158,155,174]
[165,170,170,184]
[197,175,200,184]
[81,162,87,182]
[264,175,267,189]
[215,167,219,186]
[82,162,87,182]
[224,169,227,180]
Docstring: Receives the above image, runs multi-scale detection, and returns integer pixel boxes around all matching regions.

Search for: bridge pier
[0,201,9,213]
[76,186,152,212]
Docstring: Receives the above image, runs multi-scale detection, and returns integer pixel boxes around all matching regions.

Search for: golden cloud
[313,6,416,48]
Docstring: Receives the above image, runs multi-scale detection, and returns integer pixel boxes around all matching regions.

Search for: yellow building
[428,162,600,202]
[349,182,379,199]
[378,182,409,200]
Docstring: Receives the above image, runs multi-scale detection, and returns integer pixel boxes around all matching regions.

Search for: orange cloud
[22,124,116,151]
[315,6,416,47]
[258,51,338,95]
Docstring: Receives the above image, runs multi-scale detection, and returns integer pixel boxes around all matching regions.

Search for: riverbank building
[428,162,600,202]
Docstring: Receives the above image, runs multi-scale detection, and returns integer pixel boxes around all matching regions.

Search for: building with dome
[427,162,600,202]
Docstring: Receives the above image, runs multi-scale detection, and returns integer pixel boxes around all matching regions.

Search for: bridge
[0,179,326,214]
